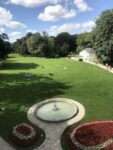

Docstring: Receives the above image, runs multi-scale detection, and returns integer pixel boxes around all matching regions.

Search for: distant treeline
[11,32,77,58]
[1,9,113,64]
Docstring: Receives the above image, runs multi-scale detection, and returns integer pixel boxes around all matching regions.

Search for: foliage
[76,32,93,52]
[12,32,77,57]
[59,43,69,57]
[26,33,43,56]
[92,9,113,64]
[55,32,77,56]
[11,9,113,62]
[10,123,40,146]
[0,33,12,59]
[67,121,113,150]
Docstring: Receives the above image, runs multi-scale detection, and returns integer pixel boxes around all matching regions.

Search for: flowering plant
[10,123,39,146]
[67,121,113,150]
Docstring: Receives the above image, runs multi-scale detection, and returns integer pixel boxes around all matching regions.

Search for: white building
[79,48,97,62]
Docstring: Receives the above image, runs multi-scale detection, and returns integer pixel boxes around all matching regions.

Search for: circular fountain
[35,100,78,122]
[27,98,85,150]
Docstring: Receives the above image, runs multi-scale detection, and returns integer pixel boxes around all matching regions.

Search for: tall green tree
[77,32,93,51]
[93,9,113,64]
[26,33,43,56]
[11,32,77,58]
[0,33,11,59]
[55,32,76,56]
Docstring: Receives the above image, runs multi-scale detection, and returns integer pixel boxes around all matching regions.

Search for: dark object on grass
[49,73,54,76]
[25,73,32,78]
[79,58,83,61]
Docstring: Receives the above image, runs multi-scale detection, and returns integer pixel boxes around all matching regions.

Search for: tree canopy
[0,33,12,59]
[12,32,77,57]
[92,9,113,64]
[77,32,93,51]
[11,9,113,64]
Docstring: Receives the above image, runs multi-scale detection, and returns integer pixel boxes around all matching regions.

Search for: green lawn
[0,54,113,149]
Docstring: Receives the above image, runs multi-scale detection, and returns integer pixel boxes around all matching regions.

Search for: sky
[0,0,113,42]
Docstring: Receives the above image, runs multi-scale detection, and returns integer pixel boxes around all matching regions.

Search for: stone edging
[84,60,113,74]
[27,98,85,150]
[27,98,85,127]
[71,121,113,150]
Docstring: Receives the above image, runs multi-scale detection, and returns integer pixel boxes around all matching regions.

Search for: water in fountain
[52,102,60,111]
[35,100,78,122]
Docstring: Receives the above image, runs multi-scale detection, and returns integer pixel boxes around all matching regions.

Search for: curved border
[84,60,113,74]
[34,100,79,122]
[71,121,113,150]
[27,98,85,127]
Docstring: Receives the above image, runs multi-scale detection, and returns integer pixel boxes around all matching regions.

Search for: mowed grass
[0,54,113,149]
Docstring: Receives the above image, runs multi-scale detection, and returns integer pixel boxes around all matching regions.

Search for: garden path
[28,98,85,150]
[0,137,15,150]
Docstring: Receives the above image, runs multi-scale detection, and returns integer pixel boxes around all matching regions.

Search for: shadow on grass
[0,62,39,70]
[0,73,72,149]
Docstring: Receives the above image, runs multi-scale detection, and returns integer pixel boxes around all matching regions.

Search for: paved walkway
[0,137,14,150]
[28,98,85,150]
[34,123,66,150]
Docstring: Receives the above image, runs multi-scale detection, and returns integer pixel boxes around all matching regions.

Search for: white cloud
[26,29,37,33]
[73,0,92,12]
[6,21,26,29]
[82,20,95,28]
[9,31,23,42]
[80,28,92,33]
[0,7,12,25]
[7,0,62,7]
[80,20,95,33]
[38,5,76,21]
[47,20,95,36]
[0,28,5,34]
[47,23,80,35]
[0,7,26,29]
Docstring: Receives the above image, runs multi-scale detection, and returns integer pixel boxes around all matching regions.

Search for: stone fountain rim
[34,100,79,123]
[27,98,85,126]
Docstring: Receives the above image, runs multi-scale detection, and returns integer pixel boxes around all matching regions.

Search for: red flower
[67,121,113,150]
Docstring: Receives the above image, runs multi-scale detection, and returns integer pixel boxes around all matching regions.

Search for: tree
[41,36,55,57]
[55,32,71,46]
[55,32,76,56]
[70,34,77,52]
[26,33,43,56]
[59,43,69,57]
[11,31,77,58]
[92,9,113,64]
[0,33,11,59]
[0,33,8,40]
[77,32,93,51]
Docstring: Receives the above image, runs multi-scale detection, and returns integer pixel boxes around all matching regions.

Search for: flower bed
[10,123,40,146]
[67,121,113,150]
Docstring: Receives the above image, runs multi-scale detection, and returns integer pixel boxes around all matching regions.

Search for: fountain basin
[35,100,78,122]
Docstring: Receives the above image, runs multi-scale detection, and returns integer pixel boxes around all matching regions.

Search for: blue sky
[0,0,113,42]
